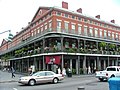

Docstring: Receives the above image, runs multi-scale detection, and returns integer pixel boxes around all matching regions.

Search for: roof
[53,6,120,28]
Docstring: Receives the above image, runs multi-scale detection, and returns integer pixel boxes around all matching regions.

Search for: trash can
[68,71,72,77]
[108,77,120,90]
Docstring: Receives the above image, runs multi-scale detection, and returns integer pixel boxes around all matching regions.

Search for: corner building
[0,2,120,74]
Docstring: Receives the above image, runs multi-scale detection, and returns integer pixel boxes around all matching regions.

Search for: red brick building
[0,1,120,74]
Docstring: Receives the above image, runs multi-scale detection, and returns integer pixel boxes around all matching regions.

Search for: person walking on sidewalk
[11,67,15,78]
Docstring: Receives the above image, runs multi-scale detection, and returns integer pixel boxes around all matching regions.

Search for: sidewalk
[0,70,24,83]
[0,70,95,83]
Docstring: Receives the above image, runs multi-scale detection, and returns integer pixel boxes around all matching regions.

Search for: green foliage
[109,44,115,49]
[72,69,76,74]
[79,68,84,74]
[99,42,106,47]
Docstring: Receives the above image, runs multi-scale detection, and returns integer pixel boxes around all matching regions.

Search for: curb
[0,80,18,83]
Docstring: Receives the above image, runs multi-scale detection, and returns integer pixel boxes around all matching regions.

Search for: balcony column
[61,55,64,69]
[116,57,118,66]
[83,56,87,74]
[76,59,78,74]
[108,56,110,66]
[43,37,45,53]
[97,56,100,70]
[78,39,80,52]
[76,56,80,75]
[96,41,98,53]
[61,37,64,52]
[84,40,86,52]
[70,59,72,71]
[43,56,45,70]
[21,59,23,72]
[104,60,106,69]
[27,58,29,72]
[34,57,37,72]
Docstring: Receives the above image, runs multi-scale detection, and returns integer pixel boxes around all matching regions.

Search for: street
[0,71,109,90]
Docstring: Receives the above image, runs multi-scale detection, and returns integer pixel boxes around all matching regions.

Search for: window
[78,17,82,21]
[64,22,69,33]
[108,31,111,39]
[45,72,53,76]
[107,68,116,71]
[112,32,114,40]
[65,14,68,18]
[45,23,47,30]
[94,28,98,37]
[41,25,43,33]
[104,30,107,39]
[71,24,75,33]
[72,15,75,19]
[34,29,36,35]
[89,27,93,36]
[84,26,88,36]
[37,27,40,33]
[99,29,102,38]
[115,33,119,40]
[49,21,52,31]
[31,31,34,36]
[57,20,61,32]
[90,20,93,24]
[57,12,61,16]
[84,19,88,23]
[78,25,82,34]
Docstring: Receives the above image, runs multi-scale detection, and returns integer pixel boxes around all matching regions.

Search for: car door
[44,72,54,82]
[35,72,46,84]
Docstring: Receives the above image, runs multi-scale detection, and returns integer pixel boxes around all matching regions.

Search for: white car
[18,71,64,85]
[95,66,120,81]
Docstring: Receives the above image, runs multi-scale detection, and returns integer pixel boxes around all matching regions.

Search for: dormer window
[72,15,75,19]
[57,12,61,16]
[65,14,68,17]
[39,10,42,15]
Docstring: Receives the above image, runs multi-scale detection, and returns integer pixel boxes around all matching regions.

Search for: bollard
[78,86,85,90]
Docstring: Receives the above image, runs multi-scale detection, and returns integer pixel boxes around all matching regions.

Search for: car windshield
[107,68,116,71]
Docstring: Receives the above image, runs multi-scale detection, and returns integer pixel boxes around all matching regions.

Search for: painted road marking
[13,88,18,90]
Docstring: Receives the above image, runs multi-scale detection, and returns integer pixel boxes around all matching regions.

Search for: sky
[0,0,120,45]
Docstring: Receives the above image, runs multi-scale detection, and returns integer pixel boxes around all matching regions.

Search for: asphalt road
[0,76,109,90]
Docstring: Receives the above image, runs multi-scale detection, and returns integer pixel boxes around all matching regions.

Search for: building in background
[0,1,120,74]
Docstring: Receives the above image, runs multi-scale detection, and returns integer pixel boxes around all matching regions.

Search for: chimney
[77,8,82,13]
[95,15,100,19]
[62,1,68,9]
[111,20,115,23]
[16,32,18,34]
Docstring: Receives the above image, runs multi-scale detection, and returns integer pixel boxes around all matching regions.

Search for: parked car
[95,66,120,81]
[18,71,64,86]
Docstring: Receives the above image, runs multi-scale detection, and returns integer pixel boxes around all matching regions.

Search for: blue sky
[0,0,120,44]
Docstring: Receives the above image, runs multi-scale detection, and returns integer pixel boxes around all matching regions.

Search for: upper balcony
[0,28,120,55]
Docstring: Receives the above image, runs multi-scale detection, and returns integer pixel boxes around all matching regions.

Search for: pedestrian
[57,67,61,74]
[11,67,15,78]
[62,68,66,76]
[28,67,32,75]
[88,66,91,74]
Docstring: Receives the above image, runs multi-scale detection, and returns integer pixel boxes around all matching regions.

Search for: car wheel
[99,78,104,82]
[29,79,35,86]
[53,78,58,84]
